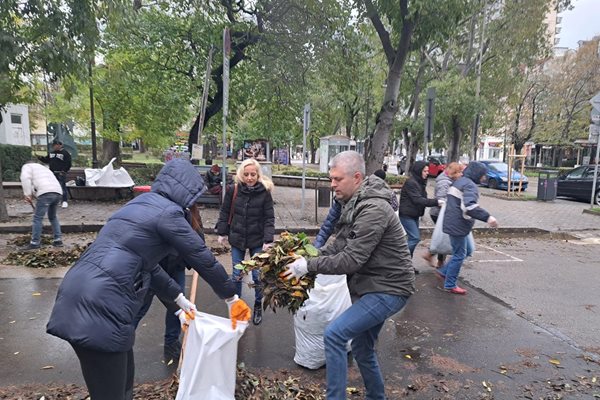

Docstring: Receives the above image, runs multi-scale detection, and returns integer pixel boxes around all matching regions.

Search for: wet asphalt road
[1,233,600,398]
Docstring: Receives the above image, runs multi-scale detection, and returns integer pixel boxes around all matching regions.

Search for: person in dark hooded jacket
[46,159,251,400]
[437,161,498,295]
[398,160,442,257]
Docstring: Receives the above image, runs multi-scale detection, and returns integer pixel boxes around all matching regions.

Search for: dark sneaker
[252,303,263,326]
[164,340,181,362]
[21,244,40,251]
[53,241,64,247]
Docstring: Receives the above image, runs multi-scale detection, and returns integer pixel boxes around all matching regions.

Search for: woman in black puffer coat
[216,158,275,326]
[46,159,244,400]
[398,160,441,258]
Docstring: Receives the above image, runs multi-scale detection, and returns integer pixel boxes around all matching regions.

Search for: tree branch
[363,0,395,65]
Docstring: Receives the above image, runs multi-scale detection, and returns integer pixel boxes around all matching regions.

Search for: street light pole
[88,60,98,168]
[470,1,487,161]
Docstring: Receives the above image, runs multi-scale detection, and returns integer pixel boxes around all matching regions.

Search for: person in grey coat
[283,151,414,400]
[46,159,249,400]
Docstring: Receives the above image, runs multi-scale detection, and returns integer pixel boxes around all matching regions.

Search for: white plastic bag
[430,204,476,256]
[175,312,248,400]
[430,203,452,255]
[84,157,135,187]
[293,274,352,369]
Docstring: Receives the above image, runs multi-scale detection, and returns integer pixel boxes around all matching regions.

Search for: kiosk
[319,135,351,173]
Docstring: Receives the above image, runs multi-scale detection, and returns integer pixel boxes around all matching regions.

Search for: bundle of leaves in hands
[234,232,318,314]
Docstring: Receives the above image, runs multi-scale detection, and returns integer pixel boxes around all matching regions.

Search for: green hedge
[0,145,32,181]
[272,165,408,186]
[127,164,164,185]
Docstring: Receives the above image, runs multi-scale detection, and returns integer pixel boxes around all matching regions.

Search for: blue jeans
[133,267,185,345]
[231,246,263,304]
[31,192,62,245]
[324,293,408,400]
[438,235,468,289]
[399,216,420,257]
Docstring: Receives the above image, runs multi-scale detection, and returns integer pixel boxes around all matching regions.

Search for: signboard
[592,108,600,124]
[242,139,269,161]
[591,91,600,112]
[590,124,600,142]
[191,143,203,160]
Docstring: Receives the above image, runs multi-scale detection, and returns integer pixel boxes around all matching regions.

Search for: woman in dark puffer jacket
[47,159,248,400]
[398,161,441,258]
[216,158,275,326]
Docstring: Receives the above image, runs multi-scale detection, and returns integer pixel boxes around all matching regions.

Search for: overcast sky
[558,0,600,49]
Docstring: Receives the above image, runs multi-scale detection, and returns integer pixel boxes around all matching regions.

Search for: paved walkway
[2,181,598,235]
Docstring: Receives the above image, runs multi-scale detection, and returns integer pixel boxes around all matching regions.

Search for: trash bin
[317,186,331,207]
[537,170,558,201]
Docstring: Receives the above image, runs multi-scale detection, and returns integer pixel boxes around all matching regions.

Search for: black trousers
[54,172,68,202]
[71,344,134,400]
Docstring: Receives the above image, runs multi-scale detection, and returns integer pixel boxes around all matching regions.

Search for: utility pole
[88,60,98,168]
[222,29,230,200]
[301,104,310,215]
[424,87,436,159]
[470,1,488,161]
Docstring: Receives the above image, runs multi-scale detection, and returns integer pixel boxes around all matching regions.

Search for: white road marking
[470,244,523,263]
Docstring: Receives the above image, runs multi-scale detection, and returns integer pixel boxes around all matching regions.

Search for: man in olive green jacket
[283,150,415,400]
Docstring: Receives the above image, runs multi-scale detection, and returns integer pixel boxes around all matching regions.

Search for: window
[10,114,22,124]
[488,148,501,159]
[584,168,599,179]
[566,166,586,179]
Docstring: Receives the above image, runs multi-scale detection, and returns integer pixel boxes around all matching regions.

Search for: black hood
[463,161,488,184]
[410,161,429,184]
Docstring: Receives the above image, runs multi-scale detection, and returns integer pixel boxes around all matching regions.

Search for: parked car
[397,155,447,176]
[479,160,529,191]
[557,165,600,205]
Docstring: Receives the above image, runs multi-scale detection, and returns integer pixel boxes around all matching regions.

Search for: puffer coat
[216,182,275,250]
[443,161,491,237]
[47,159,236,352]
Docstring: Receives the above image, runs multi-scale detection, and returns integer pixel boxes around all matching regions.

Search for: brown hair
[188,204,204,232]
[446,162,463,180]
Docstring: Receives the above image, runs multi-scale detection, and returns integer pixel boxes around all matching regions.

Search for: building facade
[0,104,32,146]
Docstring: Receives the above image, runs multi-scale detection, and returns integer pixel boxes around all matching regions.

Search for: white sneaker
[62,201,68,208]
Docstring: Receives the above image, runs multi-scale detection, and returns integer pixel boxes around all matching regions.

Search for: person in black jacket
[205,164,223,194]
[398,161,442,258]
[38,139,71,208]
[216,158,275,326]
[46,159,250,400]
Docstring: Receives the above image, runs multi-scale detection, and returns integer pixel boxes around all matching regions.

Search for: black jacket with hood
[398,161,438,218]
[47,159,236,352]
[216,182,275,250]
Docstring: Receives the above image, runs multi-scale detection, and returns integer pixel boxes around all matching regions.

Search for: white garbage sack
[430,203,452,255]
[430,203,475,256]
[176,312,248,400]
[293,274,352,369]
[84,157,135,187]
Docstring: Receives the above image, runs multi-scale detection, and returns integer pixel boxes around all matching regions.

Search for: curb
[0,224,557,238]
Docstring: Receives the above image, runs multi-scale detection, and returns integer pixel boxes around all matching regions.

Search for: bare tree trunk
[139,139,146,153]
[448,115,462,162]
[0,157,9,222]
[102,139,121,165]
[364,0,415,174]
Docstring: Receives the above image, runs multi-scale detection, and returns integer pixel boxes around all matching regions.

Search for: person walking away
[46,159,251,400]
[398,161,442,258]
[437,161,498,294]
[283,151,414,400]
[216,158,275,326]
[20,161,64,250]
[38,139,71,208]
[423,162,464,267]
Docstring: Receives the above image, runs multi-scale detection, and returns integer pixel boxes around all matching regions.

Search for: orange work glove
[225,295,251,329]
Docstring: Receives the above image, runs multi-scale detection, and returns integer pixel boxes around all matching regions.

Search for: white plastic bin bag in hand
[430,203,476,256]
[293,274,352,369]
[176,312,248,400]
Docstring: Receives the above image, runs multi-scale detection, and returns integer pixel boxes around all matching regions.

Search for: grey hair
[328,150,365,177]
